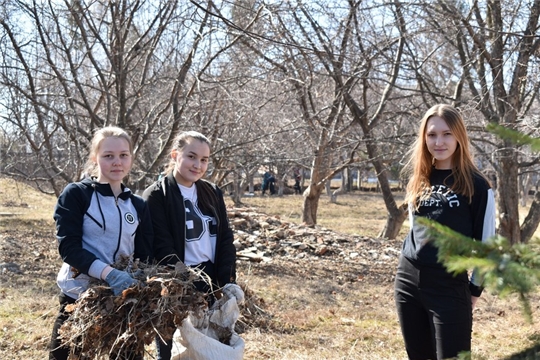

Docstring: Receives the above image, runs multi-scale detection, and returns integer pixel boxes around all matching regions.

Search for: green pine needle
[486,123,540,151]
[417,217,540,322]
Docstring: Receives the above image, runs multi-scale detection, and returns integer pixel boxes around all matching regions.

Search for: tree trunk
[345,167,353,192]
[366,142,407,239]
[231,171,242,206]
[277,174,285,196]
[302,183,325,225]
[248,175,254,194]
[378,203,408,239]
[331,172,346,203]
[325,180,332,197]
[520,189,540,243]
[520,173,532,207]
[496,147,521,243]
[356,167,363,190]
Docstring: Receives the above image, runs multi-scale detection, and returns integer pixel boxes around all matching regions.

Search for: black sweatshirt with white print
[400,168,496,297]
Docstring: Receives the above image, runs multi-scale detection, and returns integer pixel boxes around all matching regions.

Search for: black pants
[156,261,217,360]
[49,292,144,360]
[294,180,301,194]
[394,256,472,360]
[49,293,76,360]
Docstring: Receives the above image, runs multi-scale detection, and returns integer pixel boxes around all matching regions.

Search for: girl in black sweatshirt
[143,131,237,360]
[395,104,496,359]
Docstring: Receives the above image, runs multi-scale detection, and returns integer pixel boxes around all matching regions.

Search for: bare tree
[223,2,380,225]
[198,1,417,234]
[423,0,540,243]
[0,1,242,195]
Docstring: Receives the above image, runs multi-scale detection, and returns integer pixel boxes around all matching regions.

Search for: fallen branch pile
[235,282,272,334]
[59,259,208,359]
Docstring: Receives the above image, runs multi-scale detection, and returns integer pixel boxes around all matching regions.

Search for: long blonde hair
[402,104,489,208]
[84,126,133,177]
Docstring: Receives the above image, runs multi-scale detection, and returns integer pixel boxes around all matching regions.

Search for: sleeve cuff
[88,259,109,279]
[469,282,483,297]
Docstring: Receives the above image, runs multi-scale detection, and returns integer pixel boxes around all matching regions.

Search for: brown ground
[2,179,540,359]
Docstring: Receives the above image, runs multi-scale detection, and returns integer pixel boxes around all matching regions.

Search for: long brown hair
[167,131,219,214]
[402,104,489,208]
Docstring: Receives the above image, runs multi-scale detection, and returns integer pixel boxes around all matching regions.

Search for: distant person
[293,168,302,194]
[261,170,271,195]
[49,127,153,360]
[261,170,276,195]
[268,174,276,195]
[142,130,239,360]
[394,104,496,359]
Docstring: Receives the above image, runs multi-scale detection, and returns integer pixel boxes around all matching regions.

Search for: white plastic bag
[171,284,245,360]
[171,317,245,360]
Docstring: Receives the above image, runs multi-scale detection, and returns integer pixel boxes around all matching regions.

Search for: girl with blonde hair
[50,126,153,360]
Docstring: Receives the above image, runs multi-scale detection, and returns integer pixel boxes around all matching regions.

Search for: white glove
[222,283,244,304]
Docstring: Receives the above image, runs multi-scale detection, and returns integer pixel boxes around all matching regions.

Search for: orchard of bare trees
[1,0,540,243]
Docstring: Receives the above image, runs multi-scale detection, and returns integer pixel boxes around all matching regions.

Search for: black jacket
[142,173,236,287]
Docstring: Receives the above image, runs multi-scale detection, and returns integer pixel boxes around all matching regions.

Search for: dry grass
[0,177,56,232]
[237,262,405,360]
[0,178,57,358]
[236,257,540,360]
[237,191,408,239]
[0,286,55,356]
[2,178,540,359]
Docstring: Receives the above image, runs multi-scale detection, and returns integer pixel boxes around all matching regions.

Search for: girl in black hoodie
[143,131,237,359]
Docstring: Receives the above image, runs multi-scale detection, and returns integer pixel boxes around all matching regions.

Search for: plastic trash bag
[171,284,245,360]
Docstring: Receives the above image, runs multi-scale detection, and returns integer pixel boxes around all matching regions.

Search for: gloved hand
[222,283,244,304]
[105,269,138,296]
[128,268,145,280]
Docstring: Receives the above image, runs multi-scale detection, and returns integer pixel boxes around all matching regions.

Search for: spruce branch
[486,123,540,151]
[418,218,540,322]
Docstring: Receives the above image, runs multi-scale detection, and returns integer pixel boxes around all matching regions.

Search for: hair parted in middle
[402,104,489,208]
[84,126,133,177]
[165,130,219,213]
[165,131,211,175]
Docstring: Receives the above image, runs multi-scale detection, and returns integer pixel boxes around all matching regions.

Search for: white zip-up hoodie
[54,178,152,300]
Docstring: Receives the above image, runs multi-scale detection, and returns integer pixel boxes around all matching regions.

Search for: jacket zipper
[112,196,122,261]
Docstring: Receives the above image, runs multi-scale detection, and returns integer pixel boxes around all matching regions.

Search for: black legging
[49,293,76,360]
[394,255,472,360]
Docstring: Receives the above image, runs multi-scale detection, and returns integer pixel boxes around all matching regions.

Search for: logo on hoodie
[125,212,135,224]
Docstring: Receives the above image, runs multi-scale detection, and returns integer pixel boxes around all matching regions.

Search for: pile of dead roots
[59,259,208,358]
